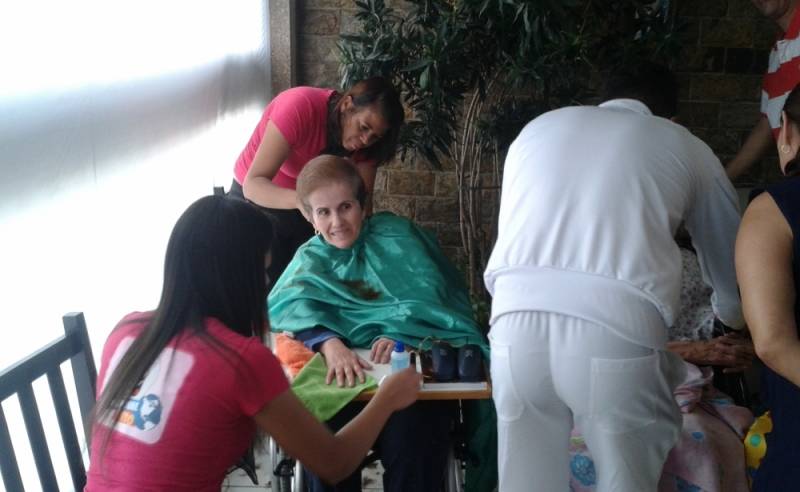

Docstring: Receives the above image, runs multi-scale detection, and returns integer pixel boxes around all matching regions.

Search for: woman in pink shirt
[230,77,404,283]
[85,195,420,491]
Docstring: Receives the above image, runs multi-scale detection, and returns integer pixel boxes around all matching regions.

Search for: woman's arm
[242,121,299,209]
[295,327,341,352]
[254,367,421,485]
[736,192,800,387]
[726,117,773,180]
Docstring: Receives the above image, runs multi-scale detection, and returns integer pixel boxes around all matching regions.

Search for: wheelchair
[266,428,466,492]
[269,436,304,492]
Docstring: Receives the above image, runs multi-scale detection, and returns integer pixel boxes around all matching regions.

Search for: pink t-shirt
[85,313,289,491]
[234,86,335,190]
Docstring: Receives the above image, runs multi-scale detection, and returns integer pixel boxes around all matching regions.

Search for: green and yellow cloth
[291,353,376,421]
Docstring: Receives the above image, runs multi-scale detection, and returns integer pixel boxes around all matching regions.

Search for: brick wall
[297,0,467,262]
[296,0,781,262]
[675,0,781,185]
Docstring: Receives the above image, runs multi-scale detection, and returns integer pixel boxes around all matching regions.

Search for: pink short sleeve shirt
[233,87,335,190]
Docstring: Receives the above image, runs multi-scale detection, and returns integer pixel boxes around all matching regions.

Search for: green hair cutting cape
[268,212,496,491]
[268,212,488,355]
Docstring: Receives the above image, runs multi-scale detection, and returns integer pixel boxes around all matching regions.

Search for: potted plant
[339,0,681,302]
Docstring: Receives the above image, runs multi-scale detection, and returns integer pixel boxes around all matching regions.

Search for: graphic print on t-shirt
[118,381,163,431]
[101,336,195,444]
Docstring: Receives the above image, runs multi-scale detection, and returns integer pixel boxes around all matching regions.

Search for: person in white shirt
[484,63,744,492]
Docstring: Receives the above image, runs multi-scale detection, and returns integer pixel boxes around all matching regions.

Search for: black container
[458,344,482,382]
[431,341,457,382]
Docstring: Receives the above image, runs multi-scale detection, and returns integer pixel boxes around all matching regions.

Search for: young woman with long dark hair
[85,195,420,491]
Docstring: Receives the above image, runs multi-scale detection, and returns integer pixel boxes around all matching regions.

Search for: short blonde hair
[296,155,367,214]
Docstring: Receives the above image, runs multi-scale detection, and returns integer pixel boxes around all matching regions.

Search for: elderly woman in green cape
[268,155,492,492]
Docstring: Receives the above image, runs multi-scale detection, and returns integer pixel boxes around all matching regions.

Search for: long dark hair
[782,85,800,176]
[325,76,404,165]
[91,195,274,457]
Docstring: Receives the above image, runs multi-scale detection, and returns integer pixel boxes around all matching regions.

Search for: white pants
[489,311,683,492]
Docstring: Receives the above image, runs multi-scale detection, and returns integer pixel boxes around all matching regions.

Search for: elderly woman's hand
[670,333,755,372]
[370,338,396,364]
[704,333,756,372]
[319,338,373,387]
[667,333,755,372]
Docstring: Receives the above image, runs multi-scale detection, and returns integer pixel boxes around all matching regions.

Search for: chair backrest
[0,312,97,492]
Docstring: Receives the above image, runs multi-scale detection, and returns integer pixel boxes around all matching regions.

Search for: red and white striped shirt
[762,8,800,138]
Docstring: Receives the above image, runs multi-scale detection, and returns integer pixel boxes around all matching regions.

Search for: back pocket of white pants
[588,353,658,434]
[489,338,524,422]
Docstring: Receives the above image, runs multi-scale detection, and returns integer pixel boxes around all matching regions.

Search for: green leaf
[420,65,431,89]
[402,58,432,72]
[339,34,368,43]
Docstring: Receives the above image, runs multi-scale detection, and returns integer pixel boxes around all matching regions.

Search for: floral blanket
[569,363,753,492]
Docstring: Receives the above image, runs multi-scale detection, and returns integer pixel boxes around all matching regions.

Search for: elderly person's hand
[370,337,396,364]
[706,333,756,372]
[319,338,372,387]
[669,332,755,373]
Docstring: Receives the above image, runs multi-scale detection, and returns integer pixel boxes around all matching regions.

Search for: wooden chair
[0,312,97,491]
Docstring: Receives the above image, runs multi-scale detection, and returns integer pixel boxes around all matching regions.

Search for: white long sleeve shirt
[484,99,744,349]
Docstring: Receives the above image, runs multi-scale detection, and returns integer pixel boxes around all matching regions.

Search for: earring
[781,144,792,154]
[314,229,320,236]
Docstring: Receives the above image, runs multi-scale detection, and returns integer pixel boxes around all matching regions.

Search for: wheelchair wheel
[270,437,304,492]
[445,445,464,492]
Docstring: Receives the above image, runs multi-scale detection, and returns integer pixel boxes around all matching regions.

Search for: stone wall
[296,0,781,263]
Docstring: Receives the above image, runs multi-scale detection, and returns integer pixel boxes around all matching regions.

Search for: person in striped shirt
[726,0,800,180]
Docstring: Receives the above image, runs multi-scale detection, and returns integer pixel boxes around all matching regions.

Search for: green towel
[290,354,377,421]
